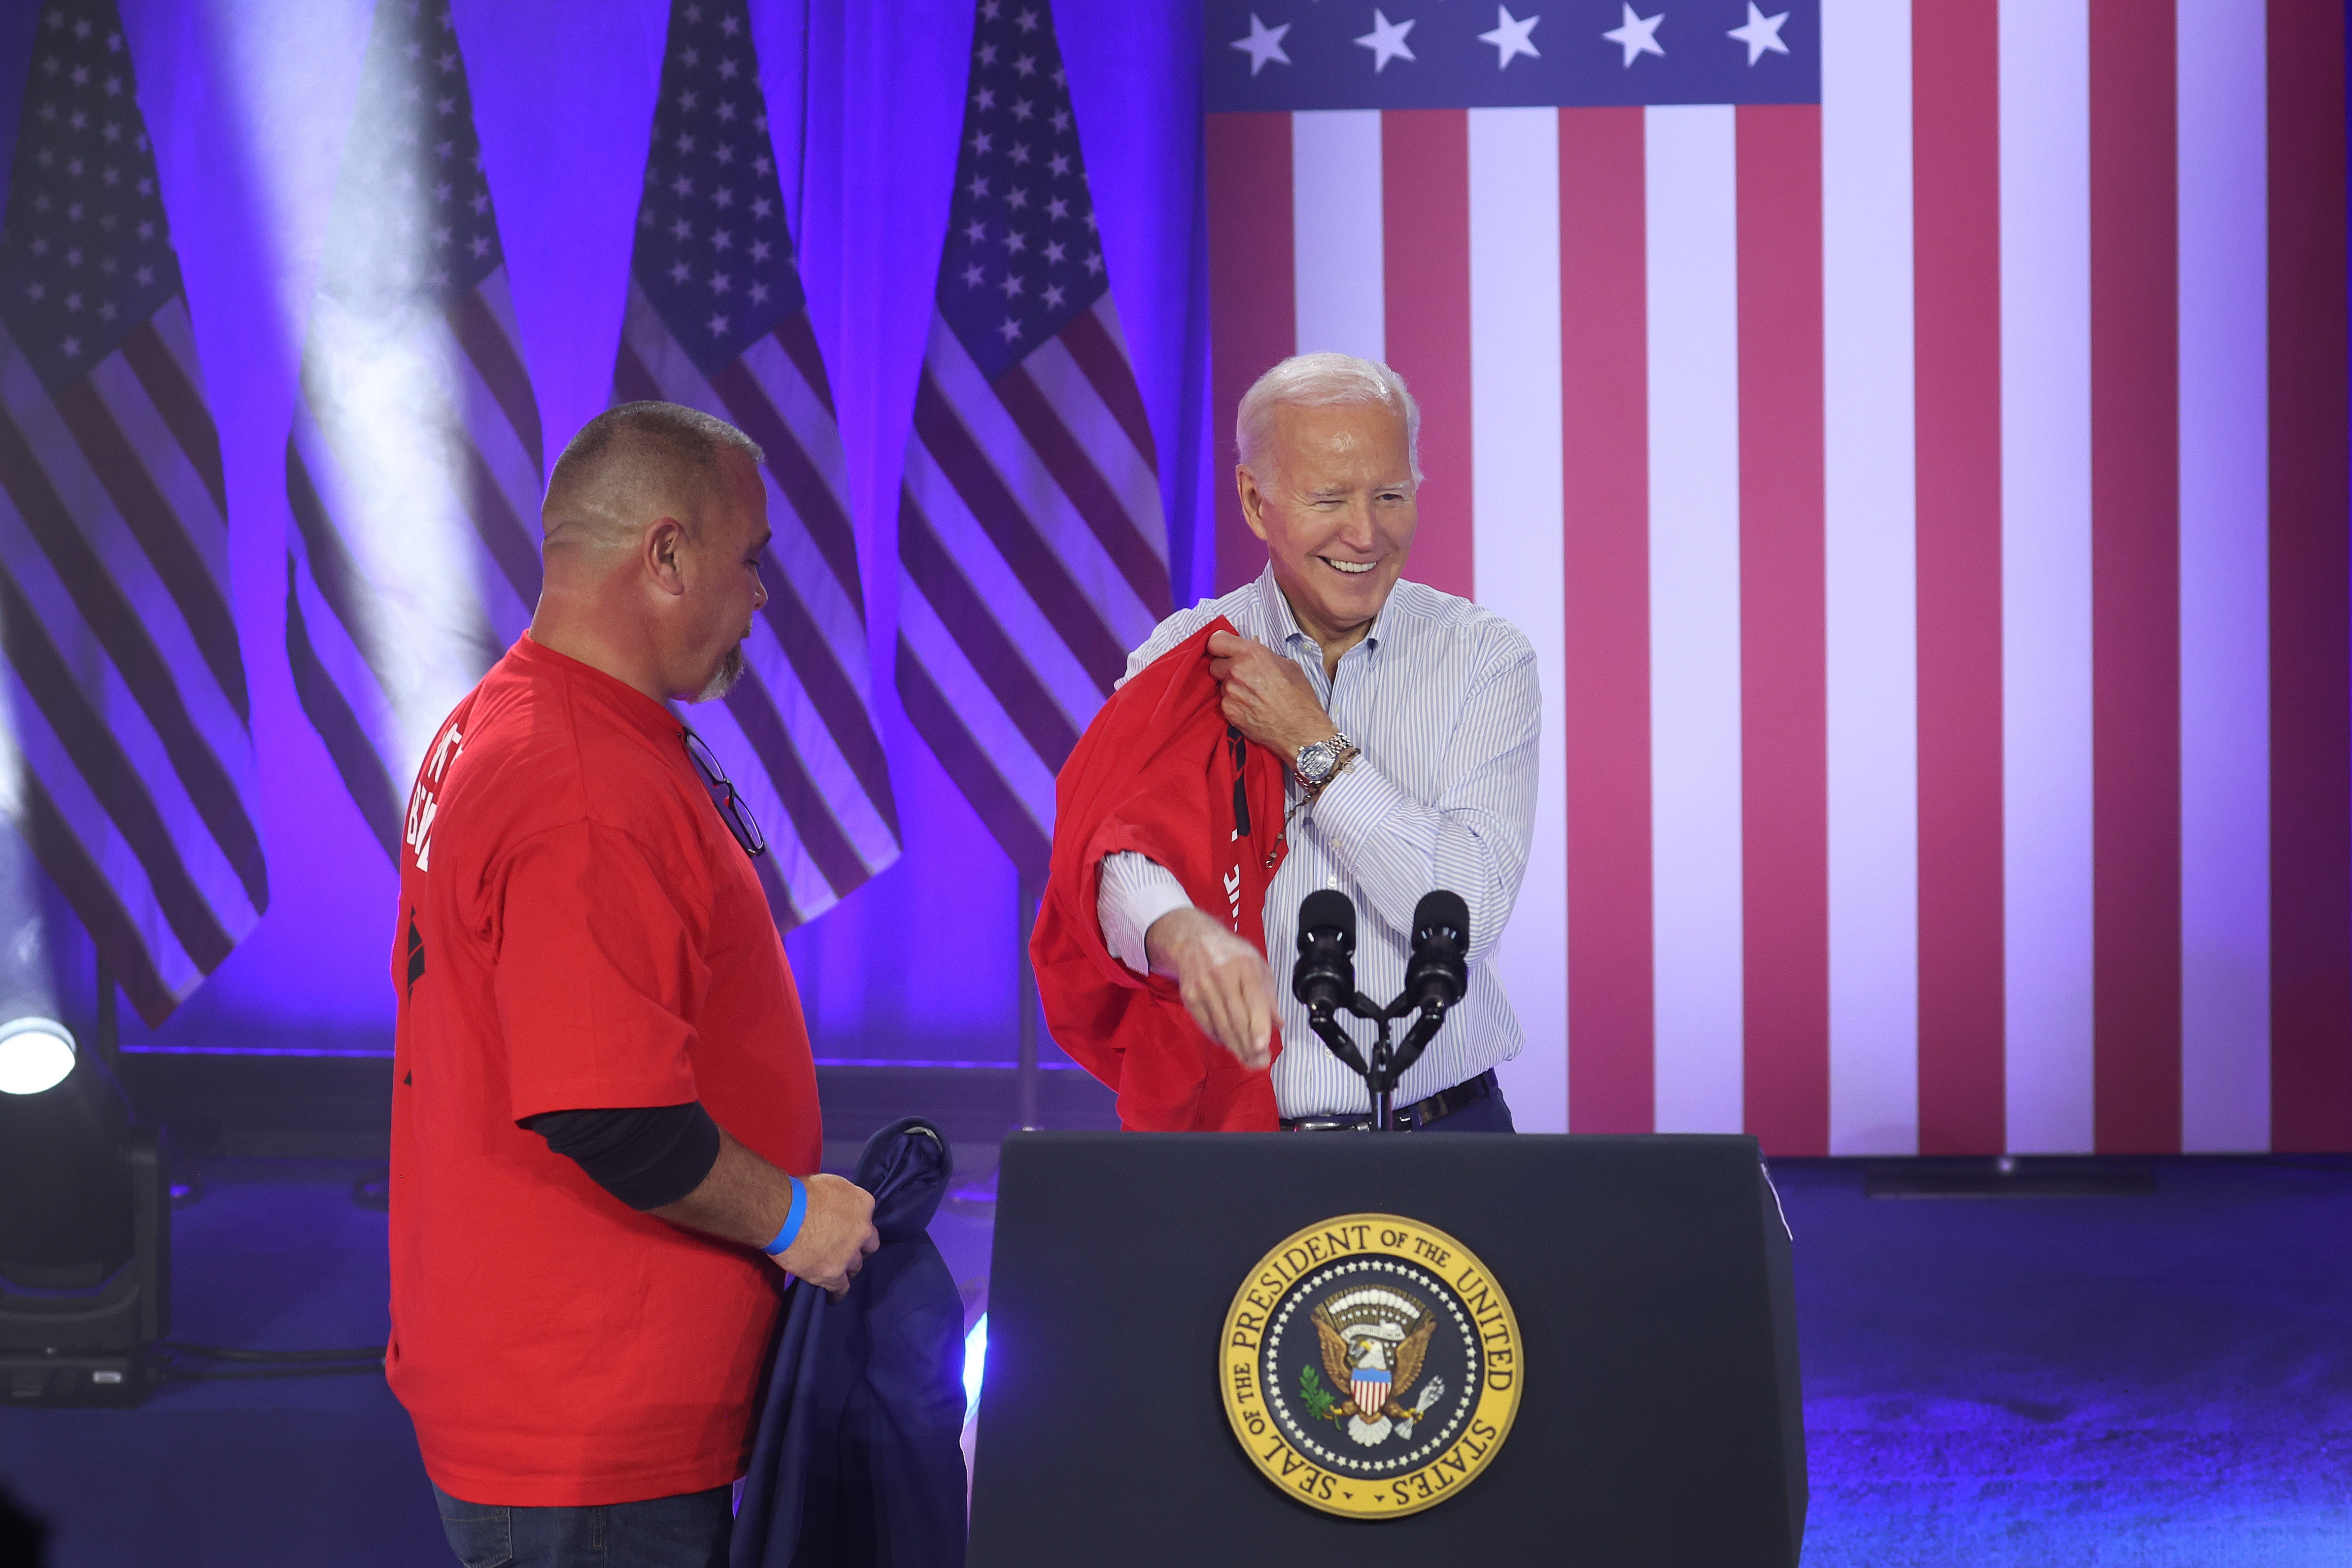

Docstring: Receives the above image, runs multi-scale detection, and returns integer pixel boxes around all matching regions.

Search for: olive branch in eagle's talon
[1298,1363,1348,1422]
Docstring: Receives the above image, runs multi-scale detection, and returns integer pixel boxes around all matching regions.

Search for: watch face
[1298,743,1335,782]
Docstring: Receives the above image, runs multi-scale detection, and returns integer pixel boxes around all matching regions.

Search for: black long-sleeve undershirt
[523,1101,722,1212]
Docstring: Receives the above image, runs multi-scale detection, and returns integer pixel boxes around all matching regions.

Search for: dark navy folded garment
[731,1116,968,1568]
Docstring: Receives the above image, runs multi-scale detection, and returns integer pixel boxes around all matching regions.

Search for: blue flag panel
[1203,0,1818,111]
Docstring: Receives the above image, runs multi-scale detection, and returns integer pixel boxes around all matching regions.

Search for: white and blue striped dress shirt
[1095,565,1540,1119]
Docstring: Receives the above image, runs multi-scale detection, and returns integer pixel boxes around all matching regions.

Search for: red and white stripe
[1205,0,2348,1153]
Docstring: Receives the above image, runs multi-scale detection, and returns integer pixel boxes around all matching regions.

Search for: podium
[967,1132,1805,1566]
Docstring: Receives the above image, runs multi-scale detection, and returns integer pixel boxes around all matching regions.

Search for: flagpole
[1016,875,1042,1133]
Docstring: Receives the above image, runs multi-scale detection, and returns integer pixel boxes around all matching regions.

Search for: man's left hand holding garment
[387,403,878,1568]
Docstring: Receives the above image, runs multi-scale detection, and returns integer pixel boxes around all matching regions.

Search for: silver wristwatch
[1294,731,1357,793]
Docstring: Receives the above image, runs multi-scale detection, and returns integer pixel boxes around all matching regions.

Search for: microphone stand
[1306,991,1451,1131]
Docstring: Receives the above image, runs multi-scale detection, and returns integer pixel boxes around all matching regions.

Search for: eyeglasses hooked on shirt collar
[682,728,768,859]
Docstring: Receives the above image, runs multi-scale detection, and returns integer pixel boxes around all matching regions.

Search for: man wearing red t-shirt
[389,402,878,1567]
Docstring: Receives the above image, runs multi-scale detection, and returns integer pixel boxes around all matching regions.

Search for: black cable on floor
[162,1340,384,1362]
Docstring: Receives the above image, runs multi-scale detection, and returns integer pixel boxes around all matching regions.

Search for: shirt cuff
[1309,750,1433,866]
[1096,852,1195,974]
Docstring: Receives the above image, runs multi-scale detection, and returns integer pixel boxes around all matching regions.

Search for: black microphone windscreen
[1300,888,1355,946]
[1413,890,1469,946]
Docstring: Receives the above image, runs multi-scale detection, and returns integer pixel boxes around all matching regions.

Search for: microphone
[1292,890,1357,1016]
[1405,891,1470,1014]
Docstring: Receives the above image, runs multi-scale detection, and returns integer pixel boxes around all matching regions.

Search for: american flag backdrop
[285,0,546,863]
[895,0,1174,882]
[0,0,266,1024]
[1204,0,2350,1153]
[614,0,901,929]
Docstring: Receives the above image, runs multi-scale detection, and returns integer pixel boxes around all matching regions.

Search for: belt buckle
[1289,1116,1369,1133]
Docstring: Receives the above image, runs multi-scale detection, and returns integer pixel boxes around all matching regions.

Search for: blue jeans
[432,1482,731,1568]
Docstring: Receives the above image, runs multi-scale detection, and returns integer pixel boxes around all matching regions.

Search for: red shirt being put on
[387,634,821,1506]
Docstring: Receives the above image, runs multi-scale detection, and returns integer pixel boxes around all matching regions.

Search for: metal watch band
[1300,734,1360,801]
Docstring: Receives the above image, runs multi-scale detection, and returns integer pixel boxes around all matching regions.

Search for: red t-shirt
[386,633,821,1506]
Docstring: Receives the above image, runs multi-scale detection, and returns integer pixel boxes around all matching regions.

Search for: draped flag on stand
[614,0,900,929]
[0,0,267,1023]
[285,0,546,861]
[1203,0,2349,1154]
[895,0,1174,883]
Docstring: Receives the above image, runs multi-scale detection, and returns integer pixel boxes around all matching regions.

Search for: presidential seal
[1220,1214,1521,1519]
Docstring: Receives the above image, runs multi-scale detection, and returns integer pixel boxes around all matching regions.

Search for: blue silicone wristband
[761,1177,809,1257]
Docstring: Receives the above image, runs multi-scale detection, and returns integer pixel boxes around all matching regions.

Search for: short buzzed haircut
[542,401,763,544]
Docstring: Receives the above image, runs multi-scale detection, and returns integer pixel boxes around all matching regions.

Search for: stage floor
[0,1151,2346,1566]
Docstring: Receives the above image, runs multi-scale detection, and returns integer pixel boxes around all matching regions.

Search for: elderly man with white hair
[1095,352,1540,1131]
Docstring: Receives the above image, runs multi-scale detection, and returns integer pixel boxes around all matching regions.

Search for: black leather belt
[1281,1069,1499,1132]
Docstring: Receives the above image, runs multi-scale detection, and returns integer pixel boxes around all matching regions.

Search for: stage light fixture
[0,1005,170,1406]
[0,1016,76,1096]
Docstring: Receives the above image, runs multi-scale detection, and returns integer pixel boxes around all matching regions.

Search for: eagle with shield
[1310,1285,1450,1446]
